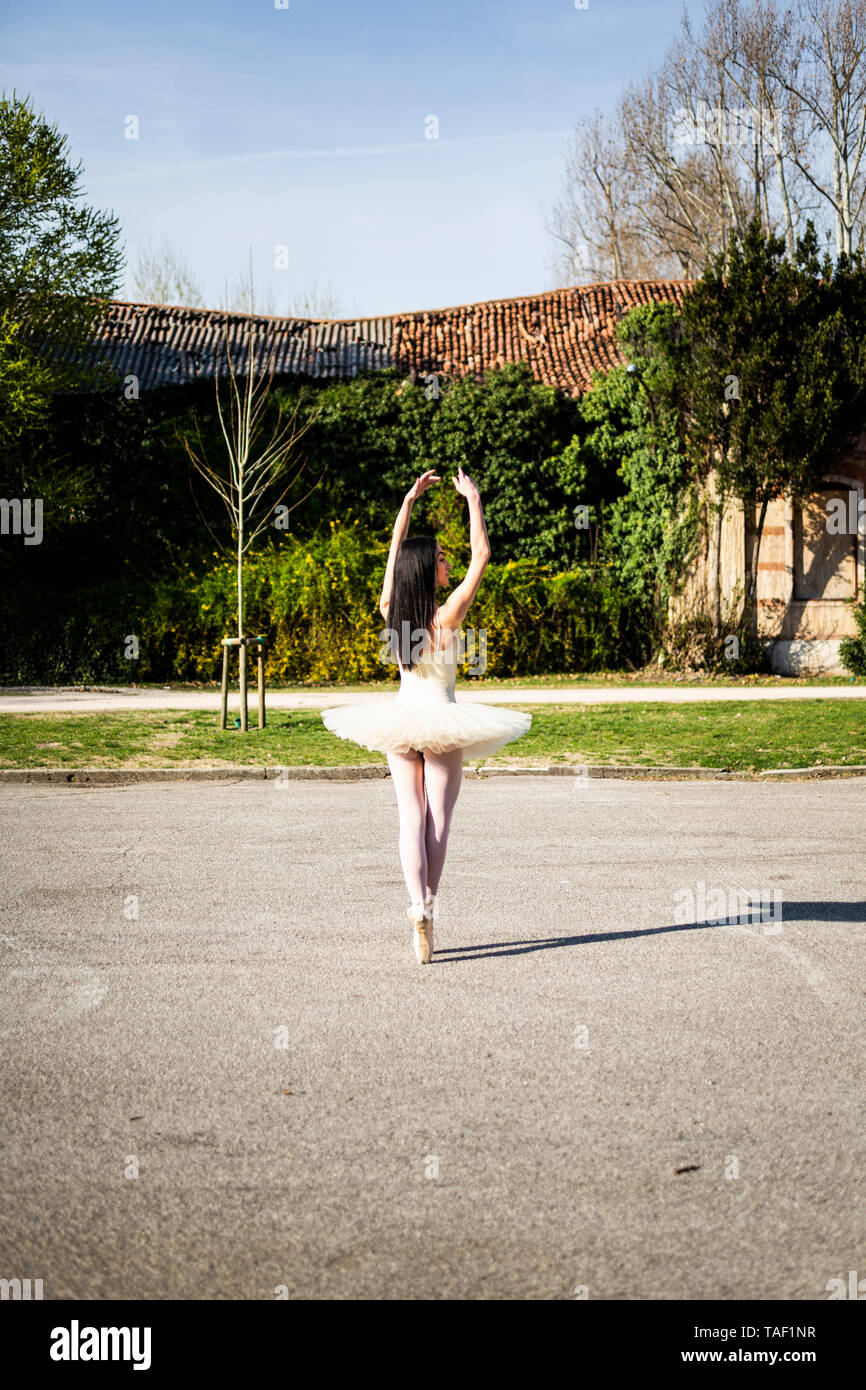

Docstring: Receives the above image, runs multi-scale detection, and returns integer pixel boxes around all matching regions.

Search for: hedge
[0,521,648,684]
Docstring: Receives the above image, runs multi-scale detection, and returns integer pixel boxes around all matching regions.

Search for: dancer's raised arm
[437,468,491,631]
[379,469,440,619]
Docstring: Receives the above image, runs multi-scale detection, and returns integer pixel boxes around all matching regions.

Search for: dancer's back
[396,613,458,706]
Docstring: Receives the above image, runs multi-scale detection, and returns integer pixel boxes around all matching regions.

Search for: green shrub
[0,575,149,684]
[0,521,647,683]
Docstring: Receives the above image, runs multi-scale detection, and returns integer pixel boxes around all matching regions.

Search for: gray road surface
[0,775,864,1300]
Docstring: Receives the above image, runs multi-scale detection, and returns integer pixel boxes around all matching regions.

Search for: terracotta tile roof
[389,279,690,397]
[85,279,691,398]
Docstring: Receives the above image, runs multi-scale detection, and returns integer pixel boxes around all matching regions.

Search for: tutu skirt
[321,698,532,759]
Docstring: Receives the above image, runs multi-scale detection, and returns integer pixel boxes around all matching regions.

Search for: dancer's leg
[422,747,464,896]
[387,748,427,904]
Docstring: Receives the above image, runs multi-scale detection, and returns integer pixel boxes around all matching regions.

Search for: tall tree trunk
[237,530,244,637]
[767,95,796,260]
[237,480,247,731]
[833,146,844,259]
[708,478,723,637]
[237,475,244,638]
[745,496,770,637]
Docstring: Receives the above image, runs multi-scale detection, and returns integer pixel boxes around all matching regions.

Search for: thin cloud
[95,128,572,184]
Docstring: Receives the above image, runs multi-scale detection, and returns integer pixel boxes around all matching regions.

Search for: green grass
[2,700,866,773]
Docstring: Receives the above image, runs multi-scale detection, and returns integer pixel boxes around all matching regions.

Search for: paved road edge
[3,764,866,784]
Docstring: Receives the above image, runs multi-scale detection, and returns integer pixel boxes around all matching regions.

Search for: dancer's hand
[406,469,440,501]
[452,466,480,500]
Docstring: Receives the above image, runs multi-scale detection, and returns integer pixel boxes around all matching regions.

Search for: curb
[757,765,866,778]
[3,763,866,785]
[0,766,390,785]
[464,764,738,780]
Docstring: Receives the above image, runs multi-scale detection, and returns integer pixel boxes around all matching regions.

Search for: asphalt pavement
[0,775,864,1299]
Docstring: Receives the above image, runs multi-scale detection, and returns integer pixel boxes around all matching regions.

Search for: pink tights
[386,746,464,905]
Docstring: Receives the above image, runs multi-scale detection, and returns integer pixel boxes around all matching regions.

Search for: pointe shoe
[407,901,434,964]
[424,893,436,954]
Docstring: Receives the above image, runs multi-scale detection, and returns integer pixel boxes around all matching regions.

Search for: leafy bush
[0,521,647,683]
[0,575,148,684]
[138,527,646,683]
[0,336,711,682]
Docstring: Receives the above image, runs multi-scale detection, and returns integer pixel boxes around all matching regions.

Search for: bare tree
[221,270,342,319]
[775,0,866,258]
[621,23,756,276]
[181,294,322,729]
[287,275,342,319]
[698,0,812,259]
[548,0,866,279]
[548,108,664,283]
[222,269,277,317]
[132,236,205,307]
[549,40,754,280]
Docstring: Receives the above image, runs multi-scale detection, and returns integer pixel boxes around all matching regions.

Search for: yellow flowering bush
[134,523,643,682]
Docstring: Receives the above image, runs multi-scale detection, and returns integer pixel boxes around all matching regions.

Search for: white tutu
[320,629,532,759]
[321,698,532,758]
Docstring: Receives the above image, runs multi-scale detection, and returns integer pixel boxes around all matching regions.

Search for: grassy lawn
[2,700,866,772]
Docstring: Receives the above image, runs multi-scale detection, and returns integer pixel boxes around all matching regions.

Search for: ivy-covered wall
[0,353,689,682]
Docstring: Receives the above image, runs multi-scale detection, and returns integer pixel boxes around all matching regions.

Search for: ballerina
[321,467,532,964]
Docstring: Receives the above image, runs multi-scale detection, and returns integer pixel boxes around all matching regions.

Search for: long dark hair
[389,535,437,671]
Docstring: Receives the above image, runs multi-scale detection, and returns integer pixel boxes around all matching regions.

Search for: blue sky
[2,0,705,317]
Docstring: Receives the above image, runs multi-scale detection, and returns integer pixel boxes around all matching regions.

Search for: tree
[275,360,583,565]
[180,306,322,728]
[547,108,663,283]
[776,0,866,259]
[222,269,341,318]
[0,89,123,528]
[674,215,866,634]
[598,304,698,619]
[700,0,812,261]
[549,0,866,281]
[0,91,123,388]
[620,56,752,278]
[549,13,755,281]
[286,276,341,319]
[424,363,584,568]
[221,267,277,317]
[132,237,205,308]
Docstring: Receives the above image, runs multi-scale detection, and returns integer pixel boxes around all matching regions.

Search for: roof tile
[86,280,690,396]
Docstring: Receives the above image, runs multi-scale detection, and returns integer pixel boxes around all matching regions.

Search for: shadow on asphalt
[432,901,866,963]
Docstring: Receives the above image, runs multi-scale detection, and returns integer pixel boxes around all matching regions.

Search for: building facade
[88,282,865,672]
